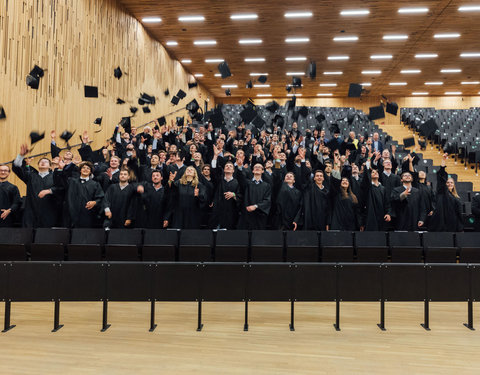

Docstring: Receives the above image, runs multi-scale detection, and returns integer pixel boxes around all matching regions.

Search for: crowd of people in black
[1,119,480,232]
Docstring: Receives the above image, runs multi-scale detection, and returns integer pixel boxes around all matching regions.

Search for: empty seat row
[1,228,480,263]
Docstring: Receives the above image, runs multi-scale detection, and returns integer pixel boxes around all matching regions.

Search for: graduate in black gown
[103,169,142,228]
[168,165,207,229]
[329,175,360,231]
[390,171,426,231]
[55,161,105,228]
[303,170,330,231]
[428,154,463,232]
[0,164,21,227]
[360,166,392,231]
[139,170,172,229]
[13,144,60,227]
[275,172,303,230]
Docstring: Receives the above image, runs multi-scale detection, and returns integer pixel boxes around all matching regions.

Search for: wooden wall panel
[0,0,214,192]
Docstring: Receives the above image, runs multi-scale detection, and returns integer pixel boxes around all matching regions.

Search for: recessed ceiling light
[284,11,313,18]
[178,16,205,22]
[245,58,265,62]
[398,7,429,14]
[214,73,222,77]
[445,91,462,95]
[221,84,238,88]
[327,56,349,60]
[333,36,359,41]
[362,70,382,74]
[194,74,204,77]
[286,72,305,76]
[142,17,162,23]
[425,81,443,85]
[250,73,268,76]
[257,94,272,97]
[440,69,462,73]
[340,9,370,16]
[317,93,333,96]
[434,33,461,38]
[285,57,307,61]
[323,71,343,75]
[205,59,224,63]
[361,83,372,86]
[415,53,438,58]
[371,54,393,59]
[181,59,192,64]
[389,82,407,86]
[285,37,310,43]
[460,52,480,57]
[194,40,217,45]
[239,39,262,44]
[459,5,480,12]
[166,41,178,46]
[461,81,480,84]
[320,83,337,87]
[254,84,270,88]
[401,69,421,73]
[230,13,258,20]
[412,92,429,95]
[287,93,302,96]
[383,35,409,40]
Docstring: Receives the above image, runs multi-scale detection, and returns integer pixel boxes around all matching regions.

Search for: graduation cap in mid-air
[116,98,126,104]
[164,89,170,96]
[171,96,180,105]
[218,61,232,79]
[186,99,200,115]
[60,130,76,148]
[176,117,184,127]
[30,131,45,145]
[0,106,6,120]
[273,115,285,128]
[188,82,198,89]
[142,106,151,114]
[177,90,187,99]
[26,65,44,90]
[84,85,99,98]
[225,89,232,96]
[130,106,138,114]
[120,117,132,133]
[114,67,123,79]
[94,117,103,125]
[139,93,156,105]
[157,116,166,126]
[258,75,268,84]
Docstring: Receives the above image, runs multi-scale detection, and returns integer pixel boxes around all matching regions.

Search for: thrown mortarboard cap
[368,105,385,120]
[207,107,225,128]
[143,106,151,113]
[29,65,44,78]
[273,115,285,128]
[292,77,302,87]
[94,117,103,125]
[164,89,170,96]
[225,89,231,96]
[386,102,399,116]
[171,96,180,105]
[252,115,266,129]
[193,112,203,122]
[0,106,6,120]
[245,98,255,109]
[117,98,126,104]
[139,92,156,105]
[120,117,132,133]
[286,85,292,93]
[84,85,99,98]
[240,107,257,123]
[403,137,415,148]
[316,113,326,123]
[308,61,316,79]
[298,106,309,118]
[114,67,123,79]
[130,106,138,114]
[26,65,45,90]
[291,111,299,122]
[348,83,362,98]
[188,82,198,89]
[186,99,200,114]
[60,130,75,143]
[176,89,186,99]
[246,80,253,89]
[265,101,279,113]
[218,61,232,79]
[30,131,45,145]
[176,117,184,126]
[157,116,166,126]
[258,75,268,84]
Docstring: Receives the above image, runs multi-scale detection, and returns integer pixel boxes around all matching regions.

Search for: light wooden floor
[1,301,480,374]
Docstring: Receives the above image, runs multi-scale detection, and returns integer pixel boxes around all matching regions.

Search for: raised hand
[85,201,96,210]
[50,130,56,140]
[194,187,199,197]
[20,144,29,157]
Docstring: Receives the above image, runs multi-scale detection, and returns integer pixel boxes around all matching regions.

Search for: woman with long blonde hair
[168,165,207,228]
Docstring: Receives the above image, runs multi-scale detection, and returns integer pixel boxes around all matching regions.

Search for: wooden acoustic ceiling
[116,0,480,98]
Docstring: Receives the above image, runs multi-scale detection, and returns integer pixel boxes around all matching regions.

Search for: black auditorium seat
[104,229,143,261]
[0,228,33,261]
[423,232,457,263]
[250,230,284,262]
[215,230,249,262]
[321,231,354,262]
[355,231,389,262]
[389,232,423,263]
[142,229,178,261]
[67,228,106,261]
[178,229,213,262]
[286,231,319,262]
[30,228,70,261]
[457,232,480,263]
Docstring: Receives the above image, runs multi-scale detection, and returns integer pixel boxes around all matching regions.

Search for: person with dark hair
[139,170,172,228]
[303,169,330,231]
[0,164,21,227]
[274,172,302,230]
[391,171,426,231]
[360,166,392,231]
[329,175,360,231]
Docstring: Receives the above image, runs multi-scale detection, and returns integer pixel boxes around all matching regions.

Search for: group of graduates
[1,119,480,232]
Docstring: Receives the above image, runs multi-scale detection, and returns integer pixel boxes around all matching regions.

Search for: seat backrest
[456,232,480,247]
[355,231,387,247]
[321,231,353,247]
[389,232,421,247]
[216,230,249,247]
[179,229,213,246]
[107,229,143,246]
[143,229,179,245]
[286,231,318,247]
[34,228,70,244]
[70,228,106,245]
[251,230,284,247]
[0,228,33,245]
[422,232,455,247]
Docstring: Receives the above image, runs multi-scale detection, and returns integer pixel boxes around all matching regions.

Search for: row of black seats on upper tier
[2,228,480,263]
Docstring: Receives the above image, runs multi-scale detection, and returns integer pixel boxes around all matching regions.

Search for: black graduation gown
[329,177,359,231]
[360,170,391,231]
[428,166,463,232]
[379,172,402,200]
[170,181,207,229]
[472,194,480,232]
[140,184,172,229]
[103,184,139,228]
[0,181,21,227]
[275,183,303,230]
[95,170,120,192]
[12,164,60,228]
[211,173,242,230]
[237,170,272,230]
[302,182,330,231]
[391,185,426,231]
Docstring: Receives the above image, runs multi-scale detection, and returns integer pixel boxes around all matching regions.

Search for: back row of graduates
[0,122,477,232]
